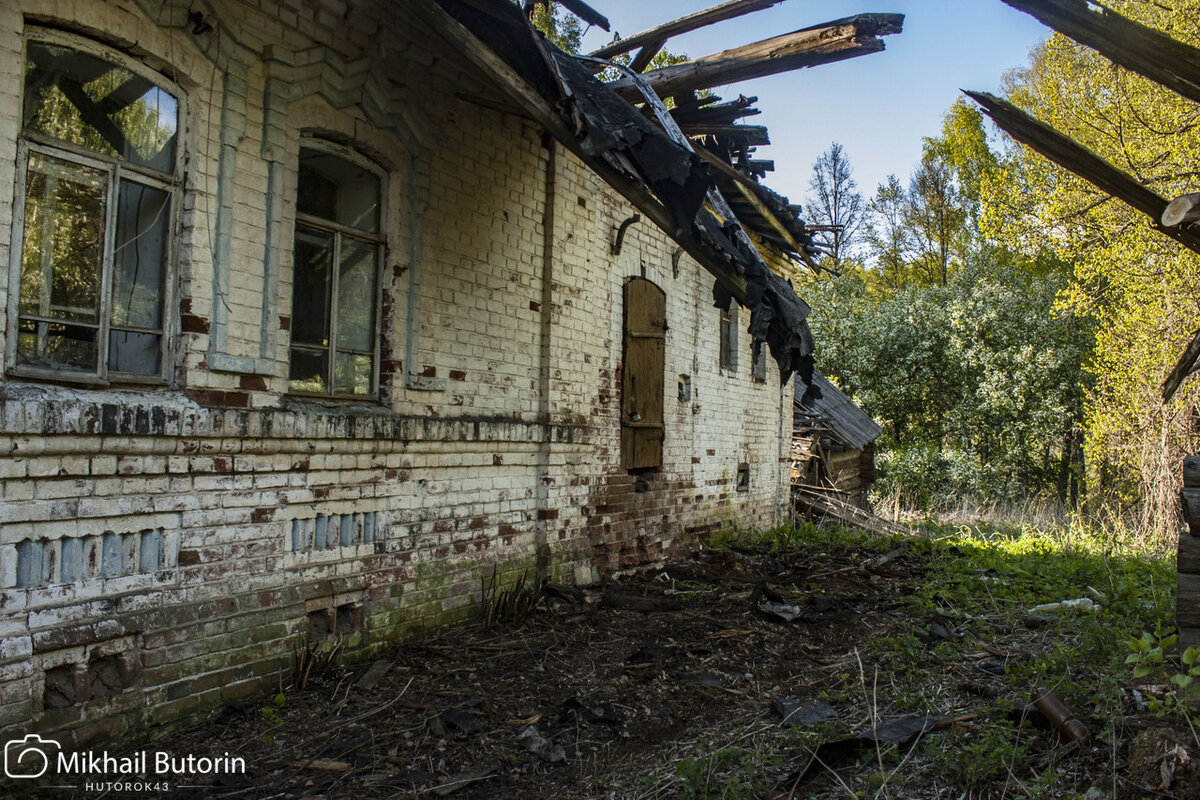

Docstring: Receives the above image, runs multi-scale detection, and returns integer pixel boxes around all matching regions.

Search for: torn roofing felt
[431,0,819,386]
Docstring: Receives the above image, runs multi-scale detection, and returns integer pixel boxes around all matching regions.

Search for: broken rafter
[1164,193,1200,228]
[1002,0,1200,106]
[679,123,770,145]
[608,14,902,101]
[693,141,810,264]
[965,90,1200,256]
[588,0,784,60]
[524,0,609,31]
[671,95,760,125]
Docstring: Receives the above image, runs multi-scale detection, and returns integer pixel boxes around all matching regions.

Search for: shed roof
[794,371,881,451]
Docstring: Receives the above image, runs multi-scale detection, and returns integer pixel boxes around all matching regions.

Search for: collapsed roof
[794,371,881,451]
[421,0,903,386]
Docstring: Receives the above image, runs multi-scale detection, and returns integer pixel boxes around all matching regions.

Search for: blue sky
[579,1,1050,211]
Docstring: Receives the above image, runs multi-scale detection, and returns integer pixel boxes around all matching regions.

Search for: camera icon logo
[4,734,60,779]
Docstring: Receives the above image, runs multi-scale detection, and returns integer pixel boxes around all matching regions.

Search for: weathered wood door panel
[621,278,666,471]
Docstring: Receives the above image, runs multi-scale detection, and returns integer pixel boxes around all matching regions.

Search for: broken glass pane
[111,179,167,330]
[17,319,97,371]
[24,41,177,172]
[20,152,105,326]
[333,352,372,396]
[291,226,333,347]
[289,348,328,394]
[297,149,379,232]
[337,236,377,353]
[108,330,159,375]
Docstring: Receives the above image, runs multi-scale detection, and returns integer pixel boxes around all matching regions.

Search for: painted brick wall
[0,0,794,746]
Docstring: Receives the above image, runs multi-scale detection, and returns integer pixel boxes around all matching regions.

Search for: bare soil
[122,538,1193,799]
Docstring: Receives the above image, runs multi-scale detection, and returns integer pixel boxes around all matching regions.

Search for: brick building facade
[0,0,796,745]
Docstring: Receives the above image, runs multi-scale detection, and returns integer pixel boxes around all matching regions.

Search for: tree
[862,175,910,289]
[984,2,1200,538]
[806,142,864,264]
[523,1,584,53]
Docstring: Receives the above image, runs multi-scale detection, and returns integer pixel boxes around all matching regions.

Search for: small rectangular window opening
[736,463,750,493]
[677,374,691,402]
[719,301,738,373]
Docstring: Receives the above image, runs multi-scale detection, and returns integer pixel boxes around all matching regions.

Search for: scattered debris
[1030,687,1091,744]
[772,697,836,728]
[757,600,802,622]
[1029,597,1099,614]
[355,660,392,690]
[289,759,352,772]
[516,725,566,762]
[430,764,495,797]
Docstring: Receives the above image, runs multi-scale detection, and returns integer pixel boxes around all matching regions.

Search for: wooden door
[621,278,666,470]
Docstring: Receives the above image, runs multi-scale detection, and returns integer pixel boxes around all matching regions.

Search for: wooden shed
[792,371,881,510]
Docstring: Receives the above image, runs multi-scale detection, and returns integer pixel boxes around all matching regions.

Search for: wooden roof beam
[680,122,770,145]
[589,0,785,59]
[525,0,609,31]
[1002,0,1200,105]
[966,90,1200,255]
[608,14,904,101]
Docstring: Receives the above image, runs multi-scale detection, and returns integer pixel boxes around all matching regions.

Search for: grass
[680,513,1180,798]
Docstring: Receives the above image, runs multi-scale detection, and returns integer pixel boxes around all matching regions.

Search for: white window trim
[6,28,184,386]
[287,138,386,401]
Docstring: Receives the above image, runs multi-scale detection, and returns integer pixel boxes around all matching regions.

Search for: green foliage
[524,2,583,53]
[803,251,1091,507]
[979,2,1200,538]
[676,747,768,800]
[1126,624,1200,720]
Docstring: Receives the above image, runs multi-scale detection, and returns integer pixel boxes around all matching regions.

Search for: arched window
[8,32,180,382]
[288,143,383,398]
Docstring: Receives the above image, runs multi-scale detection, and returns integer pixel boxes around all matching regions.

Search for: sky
[577,0,1051,210]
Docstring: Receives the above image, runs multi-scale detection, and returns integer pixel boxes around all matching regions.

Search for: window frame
[718,299,738,374]
[287,139,386,401]
[6,29,183,387]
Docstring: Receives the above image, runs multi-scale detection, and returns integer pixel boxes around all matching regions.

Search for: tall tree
[984,2,1200,538]
[862,174,910,289]
[806,142,864,263]
[904,151,967,286]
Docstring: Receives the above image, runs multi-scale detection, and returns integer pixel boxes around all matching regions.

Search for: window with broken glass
[8,33,180,383]
[288,144,383,398]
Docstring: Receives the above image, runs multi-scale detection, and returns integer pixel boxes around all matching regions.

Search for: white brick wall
[0,0,794,745]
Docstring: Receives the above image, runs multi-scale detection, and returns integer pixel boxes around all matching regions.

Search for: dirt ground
[120,536,1194,800]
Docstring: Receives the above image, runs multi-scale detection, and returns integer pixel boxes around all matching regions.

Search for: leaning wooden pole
[1002,0,1200,106]
[965,91,1200,256]
[608,14,904,101]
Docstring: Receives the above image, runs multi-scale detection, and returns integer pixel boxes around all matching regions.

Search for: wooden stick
[1002,0,1200,106]
[607,14,903,100]
[589,0,785,59]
